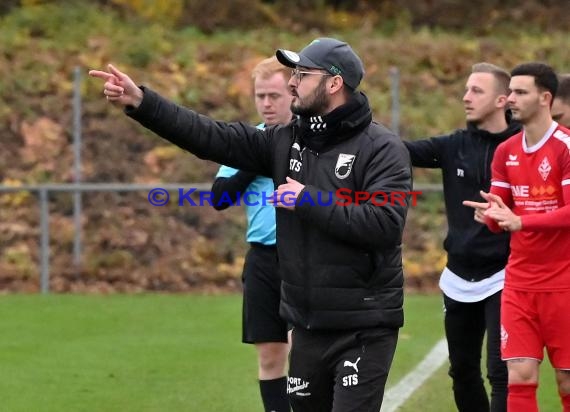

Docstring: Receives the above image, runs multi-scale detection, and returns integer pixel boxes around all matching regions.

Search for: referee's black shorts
[242,242,288,344]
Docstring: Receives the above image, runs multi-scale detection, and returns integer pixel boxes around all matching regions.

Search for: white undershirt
[439,266,505,302]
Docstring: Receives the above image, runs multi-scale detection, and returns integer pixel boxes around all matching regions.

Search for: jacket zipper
[483,138,491,186]
[302,148,312,328]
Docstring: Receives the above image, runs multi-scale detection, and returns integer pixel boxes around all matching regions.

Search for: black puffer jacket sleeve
[295,131,412,250]
[210,171,257,211]
[125,87,273,177]
[404,133,455,168]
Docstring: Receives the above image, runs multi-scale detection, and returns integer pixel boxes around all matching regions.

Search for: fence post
[39,188,50,293]
[73,66,83,274]
[390,67,400,136]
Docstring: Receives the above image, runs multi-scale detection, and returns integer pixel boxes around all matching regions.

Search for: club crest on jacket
[335,153,356,179]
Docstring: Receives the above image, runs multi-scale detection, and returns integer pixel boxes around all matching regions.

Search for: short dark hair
[510,62,558,98]
[472,62,511,95]
[556,74,570,104]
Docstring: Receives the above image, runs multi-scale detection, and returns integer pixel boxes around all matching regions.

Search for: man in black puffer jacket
[90,38,412,412]
[404,63,521,412]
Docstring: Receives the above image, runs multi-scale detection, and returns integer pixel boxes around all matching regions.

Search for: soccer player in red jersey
[464,62,570,412]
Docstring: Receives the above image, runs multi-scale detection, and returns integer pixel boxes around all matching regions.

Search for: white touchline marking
[381,338,448,412]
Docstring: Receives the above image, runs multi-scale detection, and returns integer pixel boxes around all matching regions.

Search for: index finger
[88,70,117,81]
[463,200,487,210]
[483,192,506,208]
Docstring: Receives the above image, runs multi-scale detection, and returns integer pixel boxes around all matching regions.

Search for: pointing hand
[88,64,143,108]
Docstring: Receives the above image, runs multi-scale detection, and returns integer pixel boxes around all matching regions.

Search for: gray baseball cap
[276,37,364,90]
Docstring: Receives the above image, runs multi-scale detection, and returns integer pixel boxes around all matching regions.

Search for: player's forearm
[520,185,570,230]
[521,205,570,230]
[211,172,257,210]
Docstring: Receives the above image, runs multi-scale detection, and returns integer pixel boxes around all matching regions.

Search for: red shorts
[501,287,570,368]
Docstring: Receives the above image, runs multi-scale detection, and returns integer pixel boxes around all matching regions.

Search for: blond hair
[251,56,291,82]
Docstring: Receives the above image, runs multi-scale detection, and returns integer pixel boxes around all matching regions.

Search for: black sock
[259,376,290,412]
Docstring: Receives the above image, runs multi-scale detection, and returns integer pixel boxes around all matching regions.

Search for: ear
[496,95,508,108]
[328,75,344,94]
[540,91,553,107]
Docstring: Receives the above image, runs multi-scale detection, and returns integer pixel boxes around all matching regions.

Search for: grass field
[0,293,560,411]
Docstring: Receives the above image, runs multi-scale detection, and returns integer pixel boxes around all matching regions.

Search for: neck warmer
[298,91,372,152]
